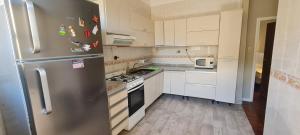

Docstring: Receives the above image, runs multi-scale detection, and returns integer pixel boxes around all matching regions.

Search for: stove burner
[107,74,141,83]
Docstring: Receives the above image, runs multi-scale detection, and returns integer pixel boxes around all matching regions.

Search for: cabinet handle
[36,68,52,114]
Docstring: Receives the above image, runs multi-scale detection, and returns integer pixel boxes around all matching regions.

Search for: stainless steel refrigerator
[0,0,111,135]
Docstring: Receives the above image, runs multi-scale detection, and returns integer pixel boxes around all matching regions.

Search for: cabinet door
[163,71,171,94]
[174,19,187,46]
[185,71,217,85]
[187,31,219,46]
[187,15,220,31]
[164,20,175,46]
[106,0,120,33]
[158,72,164,96]
[218,10,243,59]
[216,59,238,103]
[185,84,216,99]
[155,21,164,46]
[170,72,186,96]
[144,77,154,108]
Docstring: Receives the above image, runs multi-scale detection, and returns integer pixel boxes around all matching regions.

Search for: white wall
[264,0,300,134]
[151,0,242,19]
[242,0,278,100]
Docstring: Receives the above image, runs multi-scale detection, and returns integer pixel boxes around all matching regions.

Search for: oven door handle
[128,83,144,93]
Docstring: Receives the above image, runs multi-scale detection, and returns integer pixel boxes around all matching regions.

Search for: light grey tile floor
[120,94,254,135]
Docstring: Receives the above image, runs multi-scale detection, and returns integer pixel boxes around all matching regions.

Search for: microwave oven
[194,57,215,69]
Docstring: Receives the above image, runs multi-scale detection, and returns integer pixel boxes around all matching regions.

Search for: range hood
[106,33,136,46]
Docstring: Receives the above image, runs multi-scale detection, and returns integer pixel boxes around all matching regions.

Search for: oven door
[128,84,144,117]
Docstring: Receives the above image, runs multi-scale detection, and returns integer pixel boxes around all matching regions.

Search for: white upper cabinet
[174,19,187,46]
[218,10,243,59]
[155,21,164,46]
[106,0,120,34]
[104,0,154,47]
[163,20,175,46]
[187,31,219,46]
[187,15,220,31]
[186,14,220,46]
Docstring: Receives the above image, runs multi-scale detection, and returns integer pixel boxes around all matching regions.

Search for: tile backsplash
[103,46,218,73]
[103,46,153,73]
[152,46,218,65]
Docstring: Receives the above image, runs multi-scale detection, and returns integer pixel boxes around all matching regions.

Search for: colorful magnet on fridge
[84,28,91,38]
[79,17,85,27]
[58,25,67,36]
[71,40,81,46]
[92,25,99,35]
[71,48,84,53]
[92,15,99,23]
[82,44,91,52]
[91,40,99,48]
[68,25,76,37]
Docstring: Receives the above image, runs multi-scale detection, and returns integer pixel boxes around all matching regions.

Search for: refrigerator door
[7,0,102,60]
[20,57,111,135]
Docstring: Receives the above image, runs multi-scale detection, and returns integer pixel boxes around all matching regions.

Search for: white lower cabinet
[185,84,216,100]
[145,72,164,108]
[170,71,186,95]
[163,71,171,94]
[163,71,186,95]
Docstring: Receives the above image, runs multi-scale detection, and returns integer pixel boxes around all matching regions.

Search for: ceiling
[142,0,185,7]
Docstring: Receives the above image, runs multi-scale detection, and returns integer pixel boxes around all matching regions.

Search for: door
[261,22,276,97]
[163,20,175,46]
[163,71,171,94]
[21,57,110,135]
[155,21,164,46]
[9,0,102,60]
[218,10,243,59]
[144,77,154,108]
[216,59,238,103]
[170,71,185,96]
[187,15,220,31]
[174,19,187,46]
[128,84,144,116]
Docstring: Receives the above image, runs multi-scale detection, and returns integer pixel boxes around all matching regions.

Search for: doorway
[243,18,276,135]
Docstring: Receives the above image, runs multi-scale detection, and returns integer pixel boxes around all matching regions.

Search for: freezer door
[7,0,102,60]
[20,57,111,135]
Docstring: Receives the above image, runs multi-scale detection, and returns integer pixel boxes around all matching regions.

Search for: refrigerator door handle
[26,0,41,54]
[36,68,52,114]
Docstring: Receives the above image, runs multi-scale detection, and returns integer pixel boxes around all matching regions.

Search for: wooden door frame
[249,16,276,102]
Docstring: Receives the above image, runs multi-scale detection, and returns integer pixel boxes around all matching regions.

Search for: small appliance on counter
[194,57,215,69]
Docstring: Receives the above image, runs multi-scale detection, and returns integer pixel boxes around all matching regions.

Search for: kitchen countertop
[141,64,217,80]
[106,80,126,96]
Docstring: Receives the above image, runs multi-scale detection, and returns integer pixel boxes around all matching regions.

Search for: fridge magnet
[91,40,99,48]
[58,25,67,36]
[71,48,84,53]
[84,28,91,38]
[68,25,76,37]
[82,44,91,52]
[71,40,81,46]
[72,59,85,69]
[92,15,99,23]
[79,17,85,27]
[92,25,98,35]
